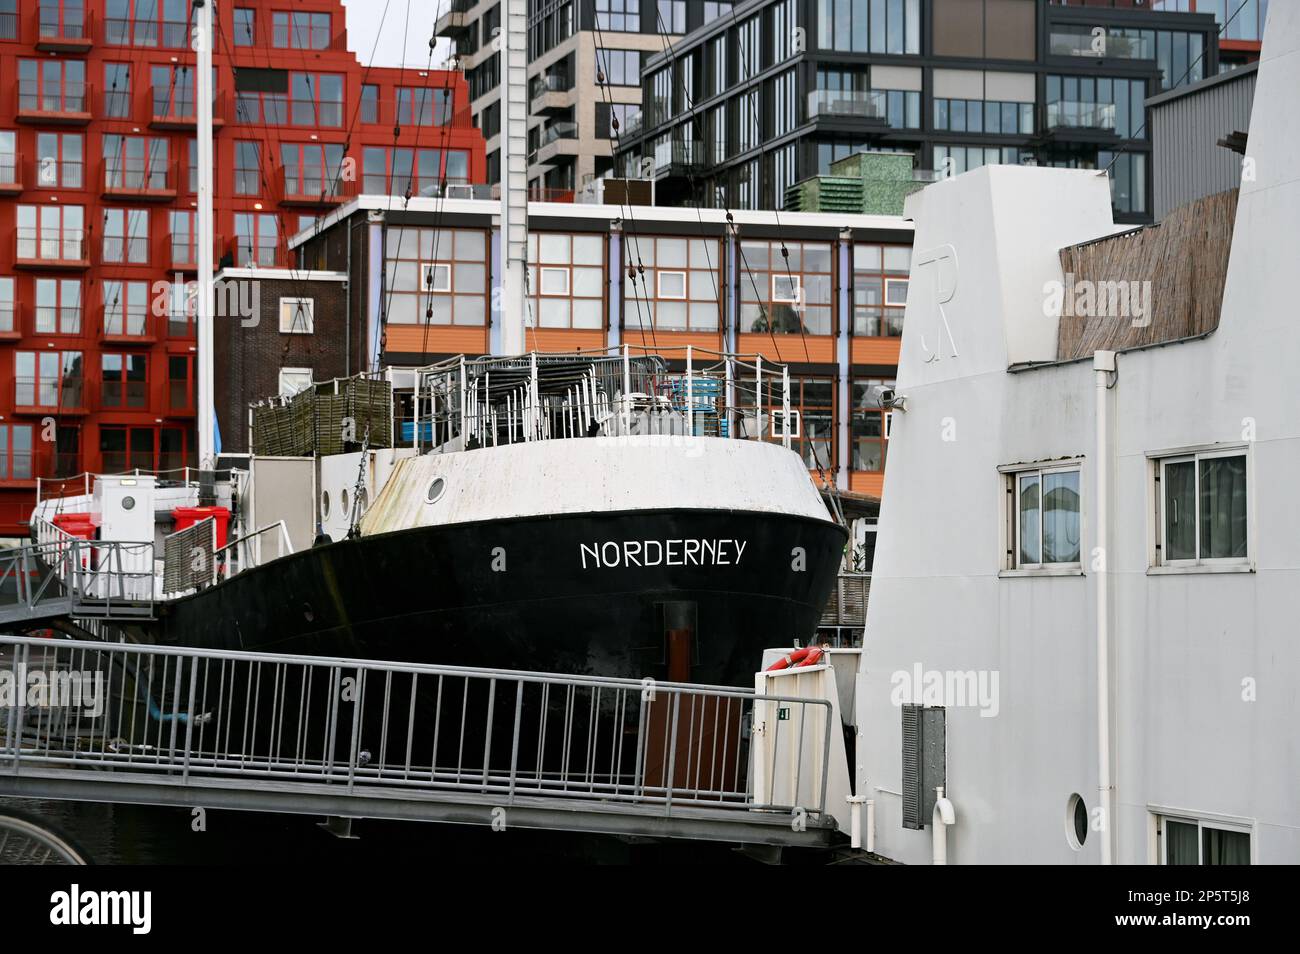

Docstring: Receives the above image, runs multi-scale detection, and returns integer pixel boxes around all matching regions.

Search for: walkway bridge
[0,635,849,848]
[0,537,155,630]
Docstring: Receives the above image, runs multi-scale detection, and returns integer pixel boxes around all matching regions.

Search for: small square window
[1155,450,1248,567]
[885,278,909,305]
[657,270,686,299]
[279,367,312,396]
[772,274,801,303]
[279,297,314,333]
[540,266,570,296]
[422,263,452,292]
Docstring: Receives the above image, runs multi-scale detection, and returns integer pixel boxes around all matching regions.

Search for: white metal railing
[213,520,294,582]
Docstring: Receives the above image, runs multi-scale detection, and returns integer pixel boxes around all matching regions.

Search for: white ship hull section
[359,436,833,534]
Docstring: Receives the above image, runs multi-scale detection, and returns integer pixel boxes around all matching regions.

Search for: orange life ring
[766,646,825,671]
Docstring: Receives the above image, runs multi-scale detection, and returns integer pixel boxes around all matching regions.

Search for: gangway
[0,539,155,629]
[0,635,846,848]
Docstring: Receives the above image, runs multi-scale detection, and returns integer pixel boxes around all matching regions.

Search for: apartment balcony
[653,140,707,180]
[36,11,96,52]
[97,305,158,346]
[530,74,574,115]
[166,233,227,273]
[13,231,90,271]
[149,87,229,131]
[435,0,474,39]
[527,187,576,203]
[0,153,25,195]
[100,158,180,202]
[15,85,93,126]
[271,166,359,207]
[532,122,579,166]
[1041,101,1121,143]
[807,90,890,130]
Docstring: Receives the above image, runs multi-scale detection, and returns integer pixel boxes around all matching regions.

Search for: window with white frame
[1004,463,1082,569]
[1156,814,1251,865]
[278,367,313,397]
[279,297,314,333]
[1154,449,1248,566]
[421,263,451,293]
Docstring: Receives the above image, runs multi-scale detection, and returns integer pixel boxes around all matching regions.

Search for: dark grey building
[1148,60,1256,219]
[619,0,1226,223]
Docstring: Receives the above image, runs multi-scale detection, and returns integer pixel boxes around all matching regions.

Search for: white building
[856,5,1296,864]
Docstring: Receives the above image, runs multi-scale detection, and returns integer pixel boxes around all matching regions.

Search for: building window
[851,379,894,472]
[34,278,81,335]
[280,142,345,198]
[235,141,261,194]
[150,64,207,120]
[101,353,148,408]
[361,84,379,124]
[1157,814,1251,865]
[105,0,188,47]
[933,144,1032,177]
[18,59,87,113]
[168,355,192,411]
[165,280,194,337]
[1098,151,1148,216]
[1045,76,1146,140]
[235,88,287,125]
[103,280,150,337]
[1154,450,1248,567]
[289,72,344,127]
[15,351,83,409]
[279,368,313,397]
[279,297,315,334]
[817,0,920,54]
[35,132,83,189]
[102,208,149,264]
[234,212,278,266]
[656,0,685,32]
[853,244,911,336]
[1005,463,1082,570]
[103,134,168,191]
[234,7,255,45]
[16,204,85,262]
[0,425,34,481]
[104,63,132,118]
[738,375,835,471]
[0,132,15,188]
[0,278,14,333]
[363,146,469,195]
[524,233,604,330]
[596,49,641,87]
[624,237,720,332]
[395,86,452,127]
[934,98,1033,135]
[0,0,17,40]
[595,0,639,31]
[273,11,332,49]
[99,426,160,473]
[384,227,488,326]
[739,240,833,335]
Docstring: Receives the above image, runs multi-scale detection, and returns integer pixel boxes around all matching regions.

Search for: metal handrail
[0,634,836,821]
[213,520,294,581]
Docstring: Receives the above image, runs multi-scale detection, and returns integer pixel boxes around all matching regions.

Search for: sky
[341,1,456,70]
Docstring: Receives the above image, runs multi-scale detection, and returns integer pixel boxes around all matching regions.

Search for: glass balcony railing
[540,121,579,145]
[807,89,887,120]
[1046,100,1117,130]
[530,74,571,99]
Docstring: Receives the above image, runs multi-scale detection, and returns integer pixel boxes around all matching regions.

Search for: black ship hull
[151,507,846,687]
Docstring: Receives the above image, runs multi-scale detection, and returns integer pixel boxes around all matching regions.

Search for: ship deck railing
[0,635,842,847]
[0,530,156,626]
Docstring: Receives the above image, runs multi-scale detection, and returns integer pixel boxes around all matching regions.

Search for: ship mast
[195,0,216,471]
[498,0,528,355]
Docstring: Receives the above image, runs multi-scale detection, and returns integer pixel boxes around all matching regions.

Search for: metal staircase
[0,525,155,628]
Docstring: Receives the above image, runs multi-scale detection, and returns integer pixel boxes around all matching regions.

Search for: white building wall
[858,3,1299,864]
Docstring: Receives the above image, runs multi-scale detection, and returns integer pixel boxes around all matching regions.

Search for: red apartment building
[0,0,485,535]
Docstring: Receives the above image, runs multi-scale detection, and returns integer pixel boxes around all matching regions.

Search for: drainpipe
[1094,349,1117,865]
[932,786,956,865]
[846,794,868,849]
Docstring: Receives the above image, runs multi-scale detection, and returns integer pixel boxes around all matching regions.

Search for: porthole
[322,491,331,519]
[425,477,447,504]
[121,496,136,511]
[1066,793,1088,850]
[341,488,350,514]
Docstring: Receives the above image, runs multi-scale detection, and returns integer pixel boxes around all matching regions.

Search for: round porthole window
[425,477,447,504]
[121,496,136,511]
[322,491,331,519]
[1066,793,1088,850]
[341,488,350,514]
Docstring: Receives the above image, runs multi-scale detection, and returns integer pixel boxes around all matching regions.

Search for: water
[0,798,747,865]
